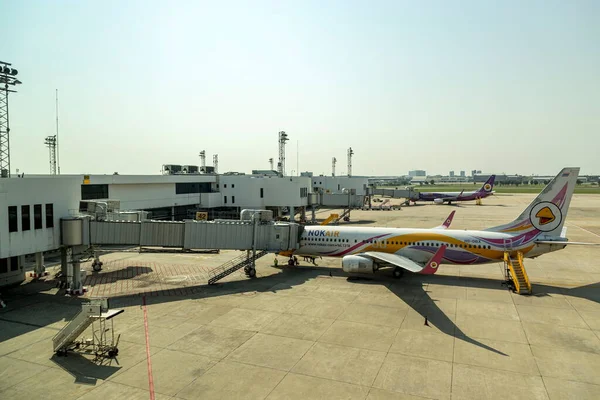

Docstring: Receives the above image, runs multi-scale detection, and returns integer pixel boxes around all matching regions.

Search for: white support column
[60,247,68,276]
[289,206,295,222]
[34,252,46,277]
[66,248,86,296]
[171,206,175,221]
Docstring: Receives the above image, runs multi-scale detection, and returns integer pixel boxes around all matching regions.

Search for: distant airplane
[416,175,496,204]
[291,168,597,278]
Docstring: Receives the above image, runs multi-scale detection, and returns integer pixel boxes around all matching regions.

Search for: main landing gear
[244,266,256,278]
[393,267,404,279]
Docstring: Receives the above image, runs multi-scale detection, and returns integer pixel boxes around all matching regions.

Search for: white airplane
[290,167,596,278]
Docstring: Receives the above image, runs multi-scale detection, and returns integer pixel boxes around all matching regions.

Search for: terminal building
[0,170,368,287]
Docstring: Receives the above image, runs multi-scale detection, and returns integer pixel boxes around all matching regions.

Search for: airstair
[207,250,269,285]
[53,298,124,357]
[504,251,532,295]
[320,214,339,226]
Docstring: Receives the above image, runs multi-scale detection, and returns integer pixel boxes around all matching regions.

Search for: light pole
[0,61,22,178]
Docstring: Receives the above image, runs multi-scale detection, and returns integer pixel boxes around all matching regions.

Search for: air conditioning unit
[162,164,182,175]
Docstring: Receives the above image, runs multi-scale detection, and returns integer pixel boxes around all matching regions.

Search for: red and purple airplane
[416,175,496,204]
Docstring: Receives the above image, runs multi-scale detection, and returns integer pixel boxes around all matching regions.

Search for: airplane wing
[363,251,424,272]
[433,211,456,229]
[363,245,447,274]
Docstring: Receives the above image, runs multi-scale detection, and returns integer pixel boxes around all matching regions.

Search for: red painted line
[142,296,155,400]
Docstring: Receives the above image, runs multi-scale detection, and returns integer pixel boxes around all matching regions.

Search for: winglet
[434,211,456,229]
[457,189,464,199]
[420,245,447,275]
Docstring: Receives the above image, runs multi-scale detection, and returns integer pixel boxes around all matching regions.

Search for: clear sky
[3,0,599,176]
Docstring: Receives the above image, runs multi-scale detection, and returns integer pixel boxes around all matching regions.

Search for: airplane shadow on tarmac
[2,263,600,380]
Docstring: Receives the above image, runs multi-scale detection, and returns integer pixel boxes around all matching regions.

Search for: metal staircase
[208,250,269,285]
[504,251,532,295]
[53,298,124,355]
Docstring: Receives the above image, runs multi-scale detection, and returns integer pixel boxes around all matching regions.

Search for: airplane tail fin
[485,168,579,239]
[478,175,496,195]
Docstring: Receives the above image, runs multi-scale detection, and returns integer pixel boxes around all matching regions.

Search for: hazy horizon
[3,1,599,177]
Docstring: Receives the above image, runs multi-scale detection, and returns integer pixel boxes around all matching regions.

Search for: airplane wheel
[393,267,404,279]
[248,268,256,278]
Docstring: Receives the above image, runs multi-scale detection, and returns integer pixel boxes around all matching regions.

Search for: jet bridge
[369,187,419,206]
[59,210,302,293]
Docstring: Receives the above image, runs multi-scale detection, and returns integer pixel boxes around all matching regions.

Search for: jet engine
[433,198,445,204]
[342,255,374,273]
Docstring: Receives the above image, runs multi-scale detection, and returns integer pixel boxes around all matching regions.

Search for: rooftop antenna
[332,157,337,177]
[268,157,274,171]
[56,89,60,174]
[213,154,218,174]
[296,139,299,176]
[347,147,354,177]
[277,131,288,177]
[199,150,206,169]
[44,135,57,174]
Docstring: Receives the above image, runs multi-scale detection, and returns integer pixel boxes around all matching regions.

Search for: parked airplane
[416,175,496,204]
[293,168,594,278]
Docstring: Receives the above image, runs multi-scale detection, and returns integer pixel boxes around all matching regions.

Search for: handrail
[517,251,532,293]
[503,252,521,293]
[320,214,338,226]
[53,310,84,341]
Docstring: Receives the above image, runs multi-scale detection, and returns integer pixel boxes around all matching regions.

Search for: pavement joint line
[369,287,411,392]
[509,287,549,397]
[0,316,61,331]
[264,287,369,399]
[560,291,600,345]
[0,356,52,393]
[566,222,600,239]
[171,330,258,398]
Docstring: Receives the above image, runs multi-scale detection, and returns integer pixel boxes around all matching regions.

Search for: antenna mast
[347,147,354,177]
[44,135,57,174]
[277,131,288,177]
[213,154,218,174]
[0,60,22,178]
[56,89,60,174]
[332,157,336,177]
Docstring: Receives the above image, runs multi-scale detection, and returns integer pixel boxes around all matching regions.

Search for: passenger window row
[360,239,492,250]
[299,236,493,250]
[7,204,54,233]
[302,238,350,243]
